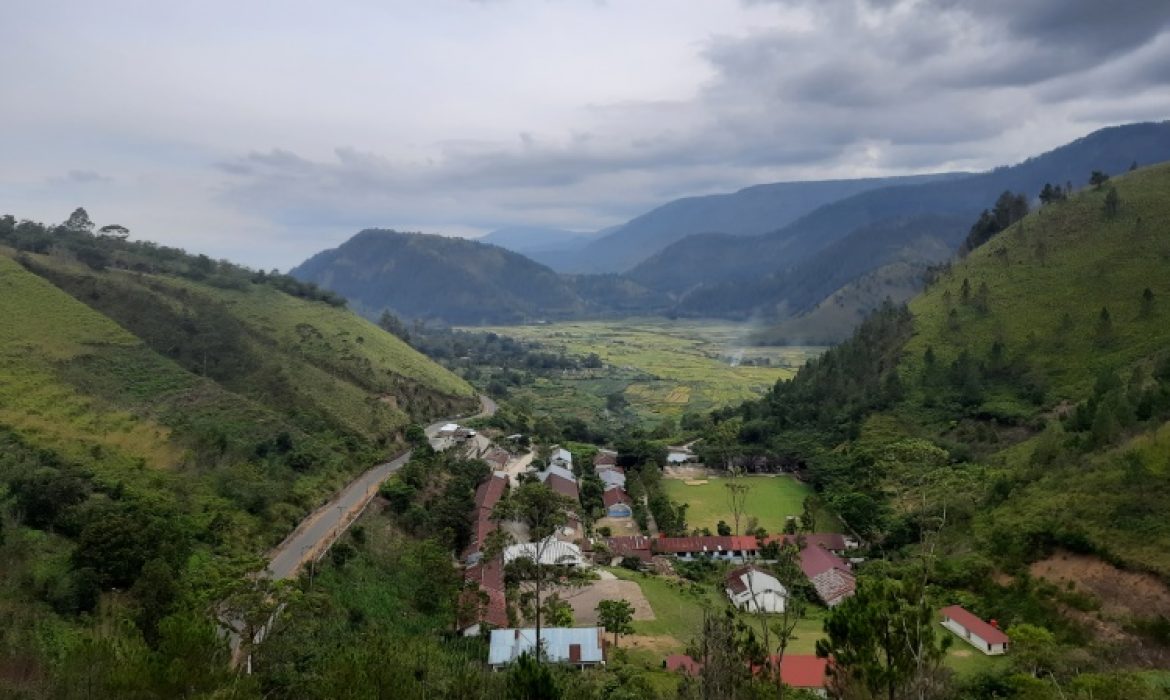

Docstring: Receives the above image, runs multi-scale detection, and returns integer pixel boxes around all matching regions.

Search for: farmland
[661,475,818,535]
[477,319,823,420]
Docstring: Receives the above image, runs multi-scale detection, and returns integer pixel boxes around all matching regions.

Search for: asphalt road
[264,395,496,580]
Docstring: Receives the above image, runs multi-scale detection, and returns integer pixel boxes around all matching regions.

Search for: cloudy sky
[2,0,1169,269]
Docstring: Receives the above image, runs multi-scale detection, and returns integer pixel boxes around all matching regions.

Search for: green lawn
[606,567,828,656]
[662,475,817,534]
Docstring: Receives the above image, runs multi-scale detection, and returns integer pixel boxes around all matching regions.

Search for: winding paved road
[265,394,497,579]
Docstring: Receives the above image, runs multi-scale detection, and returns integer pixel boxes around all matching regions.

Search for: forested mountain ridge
[637,121,1170,325]
[290,228,670,324]
[0,214,474,694]
[717,162,1170,653]
[560,172,967,273]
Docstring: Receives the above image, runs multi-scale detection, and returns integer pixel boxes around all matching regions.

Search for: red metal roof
[545,473,580,502]
[602,489,632,507]
[652,533,847,555]
[940,605,1010,645]
[474,474,508,512]
[665,654,827,688]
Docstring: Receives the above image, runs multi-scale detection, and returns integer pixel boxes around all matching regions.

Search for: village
[432,422,1010,693]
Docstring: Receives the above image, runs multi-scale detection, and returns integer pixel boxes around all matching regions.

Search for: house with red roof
[940,605,1010,655]
[602,488,633,518]
[799,544,855,608]
[665,653,829,696]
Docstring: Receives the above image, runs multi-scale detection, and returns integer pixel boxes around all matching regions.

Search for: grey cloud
[48,169,113,185]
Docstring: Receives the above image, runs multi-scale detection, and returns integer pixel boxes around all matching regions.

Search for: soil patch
[1030,551,1170,619]
[557,579,655,626]
[621,634,683,654]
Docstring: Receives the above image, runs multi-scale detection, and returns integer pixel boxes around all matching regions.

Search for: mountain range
[291,121,1170,338]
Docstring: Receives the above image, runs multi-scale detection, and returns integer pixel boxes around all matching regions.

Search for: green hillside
[710,163,1170,690]
[0,219,473,695]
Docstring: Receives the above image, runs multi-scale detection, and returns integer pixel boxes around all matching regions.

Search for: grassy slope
[0,248,473,548]
[892,163,1170,577]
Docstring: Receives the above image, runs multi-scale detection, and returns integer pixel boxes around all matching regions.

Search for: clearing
[661,475,817,534]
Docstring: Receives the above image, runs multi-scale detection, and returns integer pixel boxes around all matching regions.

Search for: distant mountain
[563,172,967,273]
[635,122,1170,326]
[477,226,596,254]
[290,229,669,325]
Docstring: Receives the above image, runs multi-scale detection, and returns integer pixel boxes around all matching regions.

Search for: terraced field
[478,319,824,420]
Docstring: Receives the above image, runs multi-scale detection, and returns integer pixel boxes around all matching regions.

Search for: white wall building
[724,565,788,613]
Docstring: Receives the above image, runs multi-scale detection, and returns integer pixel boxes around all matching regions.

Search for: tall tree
[725,468,749,536]
[495,481,578,663]
[596,599,634,647]
[63,207,95,234]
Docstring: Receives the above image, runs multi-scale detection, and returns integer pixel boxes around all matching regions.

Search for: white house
[940,605,1010,655]
[550,448,573,469]
[724,565,788,613]
[488,627,605,669]
[598,469,626,490]
[666,451,694,465]
[504,537,586,567]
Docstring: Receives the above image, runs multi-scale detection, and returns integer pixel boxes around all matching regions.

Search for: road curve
[264,394,497,579]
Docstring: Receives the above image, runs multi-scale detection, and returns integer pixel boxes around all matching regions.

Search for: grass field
[477,319,823,419]
[661,475,817,534]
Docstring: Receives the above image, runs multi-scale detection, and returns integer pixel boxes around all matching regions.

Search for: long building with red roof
[940,605,1010,655]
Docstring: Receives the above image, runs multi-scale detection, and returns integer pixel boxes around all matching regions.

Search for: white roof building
[537,465,577,484]
[599,470,626,490]
[666,451,694,465]
[724,565,788,614]
[504,537,586,567]
[550,448,573,468]
[489,627,605,668]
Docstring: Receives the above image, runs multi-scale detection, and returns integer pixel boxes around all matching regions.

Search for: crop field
[661,475,817,534]
[477,319,824,419]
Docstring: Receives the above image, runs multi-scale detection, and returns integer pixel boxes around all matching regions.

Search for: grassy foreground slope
[0,222,473,696]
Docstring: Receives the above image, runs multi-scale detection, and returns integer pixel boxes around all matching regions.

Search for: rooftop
[940,605,1010,645]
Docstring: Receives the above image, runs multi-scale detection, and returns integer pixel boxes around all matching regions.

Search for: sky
[2,0,1169,270]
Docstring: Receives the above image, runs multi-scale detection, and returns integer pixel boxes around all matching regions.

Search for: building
[550,448,573,469]
[460,558,508,636]
[602,488,633,518]
[594,450,618,469]
[666,451,694,465]
[724,565,788,613]
[598,468,626,491]
[594,535,653,564]
[665,654,828,696]
[799,545,855,608]
[652,533,849,562]
[489,627,605,669]
[438,423,459,437]
[940,605,1010,655]
[483,447,511,471]
[504,536,586,567]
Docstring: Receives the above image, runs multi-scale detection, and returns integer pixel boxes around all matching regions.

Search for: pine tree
[1103,186,1121,218]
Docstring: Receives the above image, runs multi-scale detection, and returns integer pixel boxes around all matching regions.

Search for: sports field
[661,475,816,534]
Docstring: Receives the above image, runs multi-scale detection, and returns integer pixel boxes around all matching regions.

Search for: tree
[725,469,749,536]
[495,481,578,663]
[506,652,559,700]
[717,520,732,536]
[1089,170,1110,189]
[1103,185,1121,218]
[63,207,95,234]
[766,549,807,700]
[97,223,130,240]
[1095,306,1114,347]
[1009,623,1059,678]
[1141,287,1155,318]
[800,496,817,533]
[542,593,574,628]
[817,576,950,700]
[596,599,635,647]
